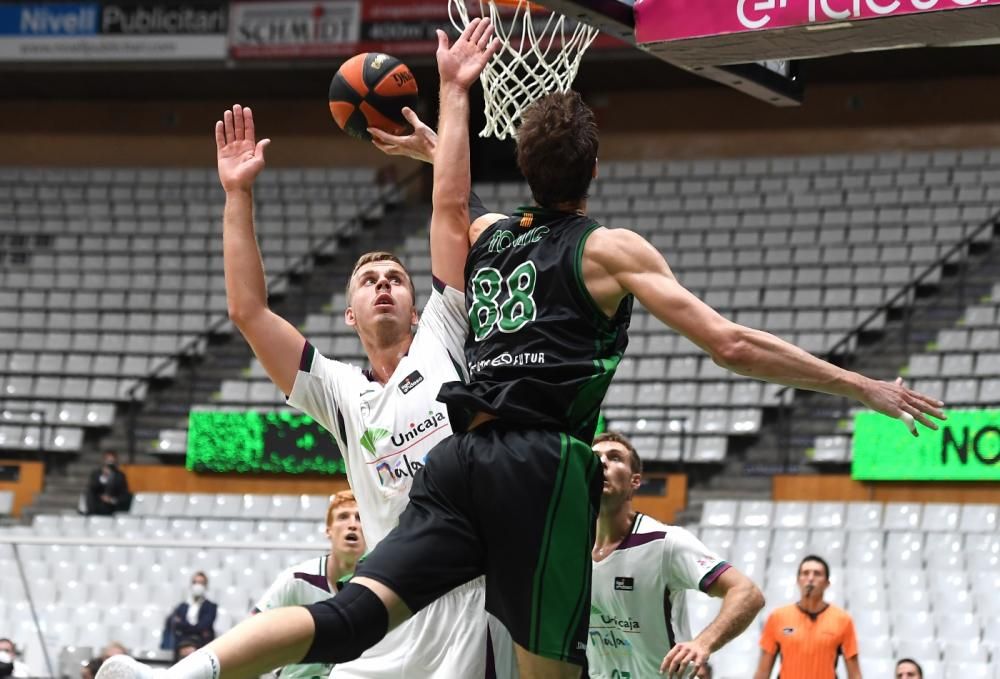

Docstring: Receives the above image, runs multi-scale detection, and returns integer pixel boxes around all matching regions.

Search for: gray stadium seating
[0,165,398,454]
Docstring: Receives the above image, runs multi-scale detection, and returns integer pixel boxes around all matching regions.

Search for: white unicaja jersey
[286,283,515,679]
[288,284,468,547]
[254,556,338,679]
[587,514,730,679]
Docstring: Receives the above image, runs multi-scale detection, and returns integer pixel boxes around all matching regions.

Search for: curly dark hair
[516,91,599,209]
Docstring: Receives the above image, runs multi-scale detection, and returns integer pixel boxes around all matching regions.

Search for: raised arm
[430,19,500,290]
[216,105,305,395]
[583,227,946,435]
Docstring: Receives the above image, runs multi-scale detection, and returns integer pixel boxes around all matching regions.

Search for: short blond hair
[346,251,415,300]
[326,490,358,527]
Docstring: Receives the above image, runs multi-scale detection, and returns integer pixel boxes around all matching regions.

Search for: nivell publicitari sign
[852,409,1000,481]
[0,2,227,62]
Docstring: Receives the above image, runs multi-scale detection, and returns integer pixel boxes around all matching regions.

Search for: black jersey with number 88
[438,206,632,442]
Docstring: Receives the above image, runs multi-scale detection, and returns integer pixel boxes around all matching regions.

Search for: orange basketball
[328,53,419,141]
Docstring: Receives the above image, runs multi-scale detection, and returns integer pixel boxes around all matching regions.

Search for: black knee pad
[303,583,389,664]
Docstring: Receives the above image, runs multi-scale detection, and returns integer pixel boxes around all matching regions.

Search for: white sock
[165,649,221,679]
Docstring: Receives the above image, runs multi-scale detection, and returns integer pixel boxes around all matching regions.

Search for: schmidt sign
[852,409,1000,481]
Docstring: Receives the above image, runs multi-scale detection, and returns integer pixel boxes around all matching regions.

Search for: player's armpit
[469,212,507,246]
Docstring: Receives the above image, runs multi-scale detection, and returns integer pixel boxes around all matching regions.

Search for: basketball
[328,52,419,141]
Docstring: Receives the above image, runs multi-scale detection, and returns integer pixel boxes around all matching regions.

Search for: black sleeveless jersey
[438,206,632,442]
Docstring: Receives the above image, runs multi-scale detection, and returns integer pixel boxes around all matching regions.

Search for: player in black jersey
[349,49,944,679]
[106,18,944,679]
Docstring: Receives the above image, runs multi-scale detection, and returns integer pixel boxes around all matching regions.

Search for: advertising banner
[0,1,227,62]
[187,410,345,475]
[229,0,362,58]
[852,408,1000,481]
[635,0,1000,44]
[230,0,626,59]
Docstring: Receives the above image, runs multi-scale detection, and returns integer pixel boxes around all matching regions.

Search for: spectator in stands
[81,657,103,679]
[588,431,764,678]
[895,658,922,679]
[753,555,861,679]
[83,451,132,515]
[100,641,127,660]
[0,638,31,677]
[161,571,217,653]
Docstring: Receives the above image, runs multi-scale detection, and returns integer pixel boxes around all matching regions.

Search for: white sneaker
[95,655,157,679]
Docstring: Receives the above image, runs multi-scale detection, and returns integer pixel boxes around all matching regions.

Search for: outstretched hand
[215,104,270,193]
[436,18,501,91]
[369,107,438,163]
[861,376,946,437]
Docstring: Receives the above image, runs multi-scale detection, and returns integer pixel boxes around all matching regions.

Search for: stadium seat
[807,529,846,558]
[883,503,923,530]
[959,504,998,532]
[701,500,738,527]
[240,494,271,520]
[211,493,242,518]
[699,528,735,558]
[771,502,809,529]
[845,530,883,567]
[892,610,936,644]
[933,588,976,616]
[944,661,991,679]
[810,434,850,463]
[937,613,982,644]
[736,501,773,528]
[806,502,845,528]
[845,502,883,530]
[885,531,925,568]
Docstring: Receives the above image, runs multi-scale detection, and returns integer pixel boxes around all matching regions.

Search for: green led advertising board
[852,409,1000,481]
[186,410,345,475]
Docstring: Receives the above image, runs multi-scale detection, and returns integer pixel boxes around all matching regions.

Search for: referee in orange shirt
[753,555,862,679]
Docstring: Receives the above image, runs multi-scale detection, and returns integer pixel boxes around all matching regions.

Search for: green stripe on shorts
[529,433,601,661]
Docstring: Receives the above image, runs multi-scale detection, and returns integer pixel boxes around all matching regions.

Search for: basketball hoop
[448,0,600,140]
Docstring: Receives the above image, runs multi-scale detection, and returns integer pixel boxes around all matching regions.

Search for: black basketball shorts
[353,422,604,666]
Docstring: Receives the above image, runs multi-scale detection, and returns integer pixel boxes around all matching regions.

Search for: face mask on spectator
[191,583,206,598]
[0,650,14,678]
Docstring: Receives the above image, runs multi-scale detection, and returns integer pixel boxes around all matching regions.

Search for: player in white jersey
[97,64,514,679]
[253,491,366,679]
[214,101,511,679]
[588,432,764,679]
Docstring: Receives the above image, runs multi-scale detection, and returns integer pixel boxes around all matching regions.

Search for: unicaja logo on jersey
[390,412,446,446]
[359,428,390,455]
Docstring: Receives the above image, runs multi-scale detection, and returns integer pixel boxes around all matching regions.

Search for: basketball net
[448,0,599,140]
